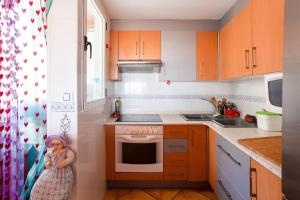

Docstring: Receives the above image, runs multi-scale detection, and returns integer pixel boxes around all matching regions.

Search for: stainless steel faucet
[200,98,221,117]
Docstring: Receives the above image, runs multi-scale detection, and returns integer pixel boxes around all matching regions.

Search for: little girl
[30,134,75,200]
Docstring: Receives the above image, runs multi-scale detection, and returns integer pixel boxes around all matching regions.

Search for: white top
[105,114,282,178]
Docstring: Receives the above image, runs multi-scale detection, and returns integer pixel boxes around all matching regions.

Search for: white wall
[77,0,113,200]
[47,0,78,200]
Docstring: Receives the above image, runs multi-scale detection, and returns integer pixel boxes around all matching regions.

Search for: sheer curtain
[0,0,48,199]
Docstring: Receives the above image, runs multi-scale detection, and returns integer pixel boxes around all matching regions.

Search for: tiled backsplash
[114,73,266,116]
[230,77,267,117]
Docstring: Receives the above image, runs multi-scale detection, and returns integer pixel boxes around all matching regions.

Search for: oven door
[115,134,163,172]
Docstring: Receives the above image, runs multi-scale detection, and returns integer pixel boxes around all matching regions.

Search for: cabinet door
[252,0,284,75]
[109,31,119,80]
[234,3,253,78]
[220,21,235,80]
[139,31,161,60]
[188,125,207,181]
[208,128,217,191]
[196,32,218,81]
[250,159,282,200]
[220,3,252,80]
[105,125,115,180]
[160,31,196,81]
[118,31,140,60]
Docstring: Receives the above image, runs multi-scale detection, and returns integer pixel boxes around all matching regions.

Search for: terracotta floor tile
[143,188,180,200]
[198,191,217,200]
[172,190,211,200]
[118,189,156,200]
[103,189,130,200]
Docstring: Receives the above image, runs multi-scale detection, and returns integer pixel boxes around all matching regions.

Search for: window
[86,0,105,103]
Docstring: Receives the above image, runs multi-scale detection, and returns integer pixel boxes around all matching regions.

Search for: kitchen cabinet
[118,30,161,61]
[188,125,207,181]
[109,31,120,80]
[208,128,217,191]
[119,31,140,60]
[251,0,284,75]
[105,125,115,180]
[250,159,282,200]
[160,31,196,81]
[220,3,252,80]
[196,32,218,81]
[220,0,284,80]
[139,31,161,60]
[163,125,188,181]
[216,134,250,199]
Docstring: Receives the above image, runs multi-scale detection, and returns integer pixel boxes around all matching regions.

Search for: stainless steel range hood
[117,60,162,73]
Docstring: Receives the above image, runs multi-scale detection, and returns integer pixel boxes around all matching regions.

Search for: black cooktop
[116,114,162,122]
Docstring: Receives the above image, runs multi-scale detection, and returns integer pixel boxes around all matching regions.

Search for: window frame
[82,0,106,111]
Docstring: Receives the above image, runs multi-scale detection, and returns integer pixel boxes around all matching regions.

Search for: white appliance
[115,125,163,173]
[264,73,283,114]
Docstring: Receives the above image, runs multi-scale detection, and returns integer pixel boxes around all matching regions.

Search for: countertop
[238,136,282,167]
[105,114,282,177]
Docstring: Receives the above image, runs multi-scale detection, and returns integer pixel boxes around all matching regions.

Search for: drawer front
[217,135,250,199]
[164,166,187,180]
[217,167,248,200]
[164,125,188,139]
[164,139,188,152]
[164,152,187,167]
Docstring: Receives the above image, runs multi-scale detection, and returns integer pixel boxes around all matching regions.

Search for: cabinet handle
[200,62,203,76]
[168,130,184,134]
[142,41,145,55]
[217,145,241,167]
[168,159,185,163]
[250,168,258,199]
[191,130,194,146]
[252,47,257,68]
[218,180,233,200]
[245,50,250,69]
[136,42,138,55]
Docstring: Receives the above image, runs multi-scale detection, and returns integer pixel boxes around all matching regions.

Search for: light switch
[63,93,71,101]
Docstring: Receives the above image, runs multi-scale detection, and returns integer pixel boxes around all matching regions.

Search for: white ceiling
[102,0,238,20]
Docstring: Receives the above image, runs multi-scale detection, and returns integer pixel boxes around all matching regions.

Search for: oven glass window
[122,143,156,164]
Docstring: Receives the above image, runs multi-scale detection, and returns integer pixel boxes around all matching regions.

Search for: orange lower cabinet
[208,128,217,191]
[164,166,188,181]
[188,125,207,181]
[105,125,115,180]
[250,159,282,200]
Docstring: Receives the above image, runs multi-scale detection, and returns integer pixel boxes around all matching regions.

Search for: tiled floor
[103,189,217,200]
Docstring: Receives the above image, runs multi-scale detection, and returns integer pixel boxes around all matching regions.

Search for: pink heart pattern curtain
[0,0,48,199]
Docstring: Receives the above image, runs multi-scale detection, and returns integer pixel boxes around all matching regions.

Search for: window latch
[84,35,92,59]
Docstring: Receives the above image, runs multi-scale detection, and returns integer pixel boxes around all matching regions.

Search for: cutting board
[238,136,282,167]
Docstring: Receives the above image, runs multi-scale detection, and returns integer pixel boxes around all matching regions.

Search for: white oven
[115,125,163,173]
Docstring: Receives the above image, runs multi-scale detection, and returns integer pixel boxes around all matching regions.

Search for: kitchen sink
[212,118,257,128]
[182,114,214,121]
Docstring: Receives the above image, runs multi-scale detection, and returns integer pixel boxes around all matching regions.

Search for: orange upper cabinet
[139,31,161,60]
[109,31,119,80]
[220,3,252,80]
[119,31,140,60]
[118,30,161,61]
[196,32,218,81]
[220,0,284,80]
[233,3,253,78]
[251,0,284,75]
